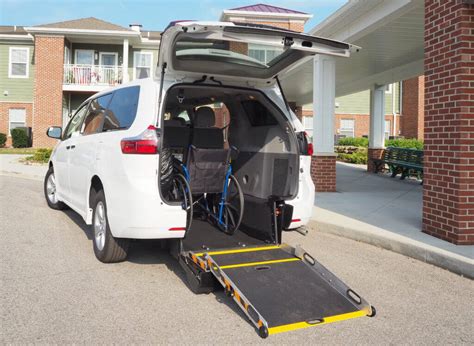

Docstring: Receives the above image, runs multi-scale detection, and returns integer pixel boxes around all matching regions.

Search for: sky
[0,0,347,32]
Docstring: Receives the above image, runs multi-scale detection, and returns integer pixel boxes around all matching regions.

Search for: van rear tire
[92,189,129,263]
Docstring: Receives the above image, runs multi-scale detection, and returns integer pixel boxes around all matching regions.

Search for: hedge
[338,137,423,150]
[337,152,368,164]
[0,133,6,148]
[386,138,423,150]
[338,137,369,147]
[11,128,29,148]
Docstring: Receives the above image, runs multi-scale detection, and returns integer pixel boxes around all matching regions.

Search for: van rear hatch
[158,21,355,85]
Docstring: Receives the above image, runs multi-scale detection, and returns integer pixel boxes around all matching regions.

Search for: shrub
[11,128,29,148]
[337,151,368,164]
[338,137,369,147]
[338,137,423,150]
[386,138,423,150]
[32,148,52,163]
[0,133,6,147]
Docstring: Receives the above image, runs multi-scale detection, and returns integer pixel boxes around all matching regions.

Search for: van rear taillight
[121,125,159,154]
[297,131,313,156]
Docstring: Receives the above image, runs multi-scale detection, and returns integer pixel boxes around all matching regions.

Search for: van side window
[241,100,278,126]
[103,86,140,131]
[63,103,89,139]
[81,94,113,135]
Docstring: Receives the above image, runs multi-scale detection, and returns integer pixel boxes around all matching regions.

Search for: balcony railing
[63,64,123,86]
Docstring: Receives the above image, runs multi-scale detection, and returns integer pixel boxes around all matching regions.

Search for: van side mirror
[46,126,62,139]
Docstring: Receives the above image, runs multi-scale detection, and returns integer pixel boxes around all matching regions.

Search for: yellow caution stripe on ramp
[194,245,281,257]
[219,257,300,269]
[268,310,368,335]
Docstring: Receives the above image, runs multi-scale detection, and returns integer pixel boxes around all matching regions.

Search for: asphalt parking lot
[1,175,473,344]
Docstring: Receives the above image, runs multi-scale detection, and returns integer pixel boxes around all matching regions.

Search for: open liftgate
[187,244,375,338]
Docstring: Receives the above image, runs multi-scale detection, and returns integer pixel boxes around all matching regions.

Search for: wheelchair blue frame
[177,161,233,231]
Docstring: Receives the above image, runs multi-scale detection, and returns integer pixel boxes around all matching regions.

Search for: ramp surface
[200,245,373,337]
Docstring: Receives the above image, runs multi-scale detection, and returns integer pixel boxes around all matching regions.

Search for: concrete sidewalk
[0,154,47,181]
[311,162,473,278]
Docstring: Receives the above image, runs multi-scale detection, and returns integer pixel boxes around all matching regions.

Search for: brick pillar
[32,35,64,148]
[311,155,336,192]
[401,76,425,140]
[367,148,384,173]
[423,1,474,245]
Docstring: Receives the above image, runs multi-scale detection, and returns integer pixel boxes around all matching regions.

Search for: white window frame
[385,120,391,140]
[8,47,29,78]
[133,51,153,80]
[303,116,313,141]
[248,44,282,64]
[64,46,71,64]
[75,49,94,65]
[8,108,27,136]
[99,52,118,67]
[340,118,355,138]
[385,84,393,94]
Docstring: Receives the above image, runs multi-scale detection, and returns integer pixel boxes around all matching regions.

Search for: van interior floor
[181,219,267,253]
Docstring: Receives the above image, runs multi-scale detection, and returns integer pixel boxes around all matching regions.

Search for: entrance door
[99,52,118,84]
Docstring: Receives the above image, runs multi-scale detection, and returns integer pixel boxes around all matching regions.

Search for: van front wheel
[92,189,129,263]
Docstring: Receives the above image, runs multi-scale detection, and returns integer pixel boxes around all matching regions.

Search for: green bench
[372,147,423,181]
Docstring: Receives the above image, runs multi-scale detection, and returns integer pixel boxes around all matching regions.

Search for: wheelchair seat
[187,107,230,194]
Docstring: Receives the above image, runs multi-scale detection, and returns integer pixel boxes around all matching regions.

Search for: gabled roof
[0,25,27,35]
[35,17,131,31]
[229,3,308,15]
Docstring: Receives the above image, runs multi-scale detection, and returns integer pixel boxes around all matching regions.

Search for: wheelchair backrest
[186,106,230,193]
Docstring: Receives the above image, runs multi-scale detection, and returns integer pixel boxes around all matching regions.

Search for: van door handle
[70,145,76,150]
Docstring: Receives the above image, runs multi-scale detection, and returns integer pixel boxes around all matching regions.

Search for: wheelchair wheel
[217,174,244,235]
[169,173,193,231]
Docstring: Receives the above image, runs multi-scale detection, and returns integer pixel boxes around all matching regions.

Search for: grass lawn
[0,148,37,155]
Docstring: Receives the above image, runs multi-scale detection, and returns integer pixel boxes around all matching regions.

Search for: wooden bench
[372,147,423,181]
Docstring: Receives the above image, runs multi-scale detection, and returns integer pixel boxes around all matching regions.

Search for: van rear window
[241,100,278,127]
[103,86,140,131]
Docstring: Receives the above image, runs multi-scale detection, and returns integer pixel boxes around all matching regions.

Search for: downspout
[392,83,397,137]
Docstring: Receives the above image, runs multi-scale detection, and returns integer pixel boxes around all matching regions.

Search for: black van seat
[163,118,190,149]
[187,106,230,193]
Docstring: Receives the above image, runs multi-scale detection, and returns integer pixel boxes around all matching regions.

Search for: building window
[385,84,393,94]
[303,116,313,141]
[9,108,26,135]
[9,47,29,78]
[385,120,391,140]
[248,44,282,64]
[75,49,94,65]
[133,52,153,79]
[340,119,355,138]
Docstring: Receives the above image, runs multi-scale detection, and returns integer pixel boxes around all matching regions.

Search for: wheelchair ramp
[193,245,374,338]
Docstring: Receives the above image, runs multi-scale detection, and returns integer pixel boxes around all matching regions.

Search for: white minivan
[44,22,352,264]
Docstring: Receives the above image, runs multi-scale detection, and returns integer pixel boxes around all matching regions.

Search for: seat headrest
[195,107,215,128]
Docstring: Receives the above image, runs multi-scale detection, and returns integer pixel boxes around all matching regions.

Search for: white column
[313,55,336,154]
[369,85,386,148]
[122,38,129,83]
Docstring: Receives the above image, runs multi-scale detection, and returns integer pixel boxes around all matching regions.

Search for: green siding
[334,82,400,115]
[0,41,35,102]
[336,89,370,114]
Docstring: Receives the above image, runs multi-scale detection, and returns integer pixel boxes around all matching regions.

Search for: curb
[308,220,474,279]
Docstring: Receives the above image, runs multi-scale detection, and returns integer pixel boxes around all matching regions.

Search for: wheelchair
[162,106,244,235]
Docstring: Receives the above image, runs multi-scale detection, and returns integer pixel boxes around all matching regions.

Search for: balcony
[63,64,123,92]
